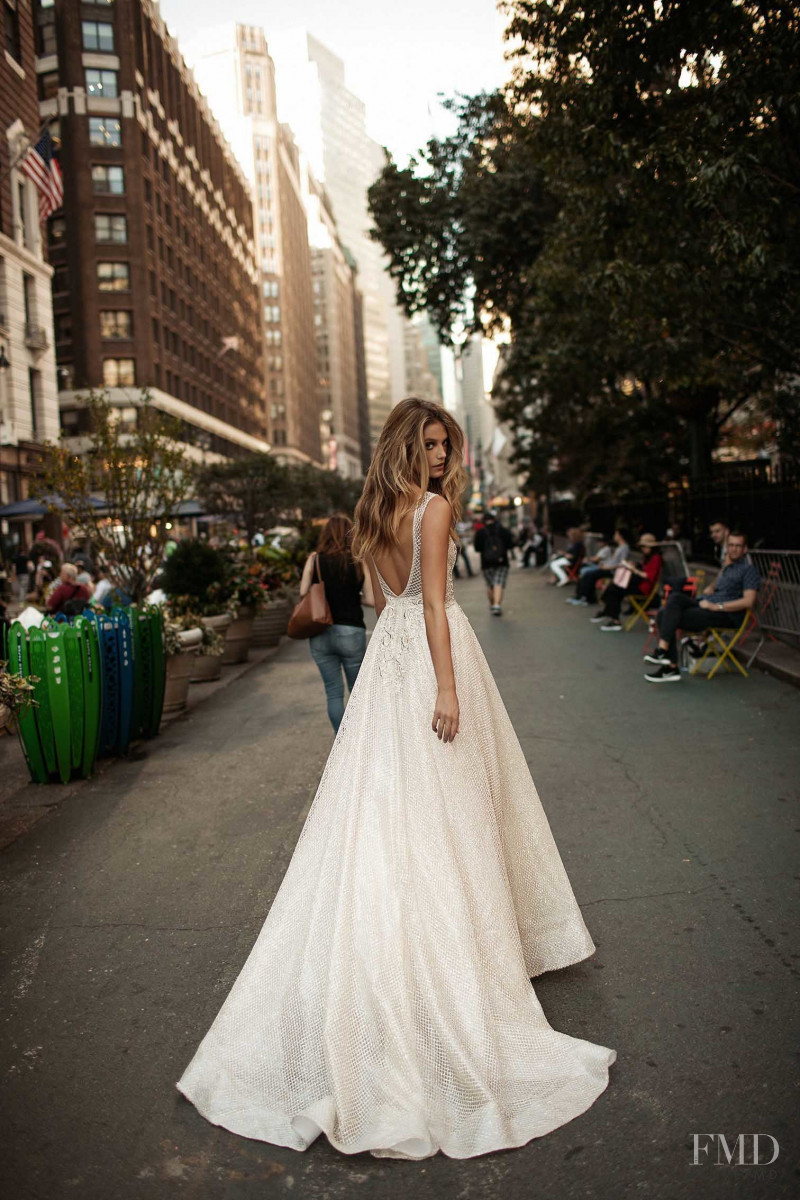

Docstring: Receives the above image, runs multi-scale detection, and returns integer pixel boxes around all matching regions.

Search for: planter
[221,605,255,665]
[201,612,232,636]
[251,598,290,647]
[190,652,223,683]
[0,703,11,732]
[163,648,199,715]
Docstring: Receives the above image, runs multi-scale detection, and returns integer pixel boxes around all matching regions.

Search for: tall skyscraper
[34,0,267,460]
[307,177,369,478]
[269,31,405,449]
[184,24,321,465]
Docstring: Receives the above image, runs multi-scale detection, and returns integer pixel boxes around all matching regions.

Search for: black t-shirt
[316,553,365,629]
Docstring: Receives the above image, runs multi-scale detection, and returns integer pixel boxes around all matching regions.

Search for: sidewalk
[0,566,797,1200]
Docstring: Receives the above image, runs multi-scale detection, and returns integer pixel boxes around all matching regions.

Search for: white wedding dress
[176,492,616,1159]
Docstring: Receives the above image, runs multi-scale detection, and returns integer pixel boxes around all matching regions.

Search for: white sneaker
[556,578,571,587]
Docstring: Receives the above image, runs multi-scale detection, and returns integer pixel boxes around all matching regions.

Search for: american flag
[20,129,64,220]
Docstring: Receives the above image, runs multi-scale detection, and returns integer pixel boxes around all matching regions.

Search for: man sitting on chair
[644,531,760,683]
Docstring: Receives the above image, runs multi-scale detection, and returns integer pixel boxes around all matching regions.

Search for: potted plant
[188,618,226,683]
[218,562,264,664]
[0,663,37,732]
[162,612,202,716]
[251,545,299,646]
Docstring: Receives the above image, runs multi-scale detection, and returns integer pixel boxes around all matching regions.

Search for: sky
[158,0,510,166]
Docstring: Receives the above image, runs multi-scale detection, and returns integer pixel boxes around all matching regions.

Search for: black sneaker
[644,664,681,683]
[643,649,670,666]
[680,636,707,657]
[589,613,607,624]
[600,620,622,632]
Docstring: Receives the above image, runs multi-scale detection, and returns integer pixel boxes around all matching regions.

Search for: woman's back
[371,504,419,597]
[316,553,365,629]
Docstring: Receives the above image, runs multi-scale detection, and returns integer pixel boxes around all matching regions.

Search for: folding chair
[624,572,662,633]
[689,609,755,679]
[566,551,585,583]
[641,573,705,654]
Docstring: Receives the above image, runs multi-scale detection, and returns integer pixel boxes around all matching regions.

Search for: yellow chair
[624,573,662,632]
[689,609,755,680]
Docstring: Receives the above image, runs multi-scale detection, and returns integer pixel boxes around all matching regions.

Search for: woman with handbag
[590,533,663,631]
[296,514,374,732]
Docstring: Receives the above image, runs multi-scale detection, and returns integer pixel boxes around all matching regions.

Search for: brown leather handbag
[287,553,333,639]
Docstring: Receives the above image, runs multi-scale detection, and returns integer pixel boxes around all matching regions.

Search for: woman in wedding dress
[176,398,616,1160]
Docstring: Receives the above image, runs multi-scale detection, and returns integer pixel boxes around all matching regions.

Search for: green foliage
[161,540,233,616]
[198,455,364,539]
[368,1,800,499]
[35,390,196,602]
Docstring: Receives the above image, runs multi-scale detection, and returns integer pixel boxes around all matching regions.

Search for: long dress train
[175,492,616,1159]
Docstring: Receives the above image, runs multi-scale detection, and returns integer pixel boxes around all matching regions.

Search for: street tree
[36,390,196,603]
[368,0,800,501]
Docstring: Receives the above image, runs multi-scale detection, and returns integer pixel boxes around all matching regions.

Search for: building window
[97,261,130,291]
[23,272,34,325]
[94,214,127,243]
[89,117,121,147]
[92,164,124,194]
[36,5,56,55]
[81,0,114,6]
[29,368,40,436]
[52,265,69,293]
[100,310,132,338]
[38,71,60,102]
[54,313,72,342]
[4,1,21,64]
[48,216,66,245]
[82,21,114,52]
[85,68,118,99]
[17,180,30,249]
[102,358,135,387]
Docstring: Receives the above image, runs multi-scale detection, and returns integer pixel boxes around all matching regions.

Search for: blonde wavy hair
[351,397,468,563]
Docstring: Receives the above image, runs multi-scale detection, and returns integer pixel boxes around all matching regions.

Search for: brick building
[0,0,60,549]
[186,23,323,465]
[35,0,268,459]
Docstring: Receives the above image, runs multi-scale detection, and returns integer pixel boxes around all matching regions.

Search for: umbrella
[0,494,105,519]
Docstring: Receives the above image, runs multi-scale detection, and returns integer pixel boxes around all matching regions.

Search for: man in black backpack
[473,510,515,615]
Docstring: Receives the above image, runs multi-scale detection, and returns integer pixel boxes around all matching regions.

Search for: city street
[1,564,798,1200]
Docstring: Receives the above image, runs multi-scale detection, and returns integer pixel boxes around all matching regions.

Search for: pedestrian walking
[452,515,475,578]
[473,508,515,614]
[298,514,373,732]
[176,396,615,1159]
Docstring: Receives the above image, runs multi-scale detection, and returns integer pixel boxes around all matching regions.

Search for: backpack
[480,524,507,567]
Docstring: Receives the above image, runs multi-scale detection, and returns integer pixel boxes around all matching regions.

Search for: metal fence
[749,551,800,650]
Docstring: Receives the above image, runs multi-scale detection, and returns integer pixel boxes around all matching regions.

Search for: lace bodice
[374,491,457,609]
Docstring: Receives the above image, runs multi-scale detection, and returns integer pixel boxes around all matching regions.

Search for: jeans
[577,566,611,602]
[309,623,367,732]
[656,592,739,663]
[599,581,641,620]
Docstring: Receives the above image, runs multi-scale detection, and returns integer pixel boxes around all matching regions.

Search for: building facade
[35,0,268,460]
[0,0,59,542]
[184,23,322,466]
[270,32,404,450]
[307,176,366,479]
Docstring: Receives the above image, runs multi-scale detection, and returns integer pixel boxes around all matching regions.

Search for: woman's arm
[298,553,316,598]
[420,497,459,742]
[364,556,386,617]
[359,563,375,608]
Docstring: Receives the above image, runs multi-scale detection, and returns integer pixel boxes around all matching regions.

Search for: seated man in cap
[643,530,760,682]
[591,534,663,631]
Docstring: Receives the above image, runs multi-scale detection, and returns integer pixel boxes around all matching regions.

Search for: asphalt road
[1,563,798,1200]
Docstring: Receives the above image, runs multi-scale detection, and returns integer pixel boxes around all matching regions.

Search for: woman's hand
[432,686,459,743]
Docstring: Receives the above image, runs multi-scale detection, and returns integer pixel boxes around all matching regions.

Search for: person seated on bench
[643,530,760,683]
[548,527,585,587]
[567,527,631,606]
[591,534,663,631]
